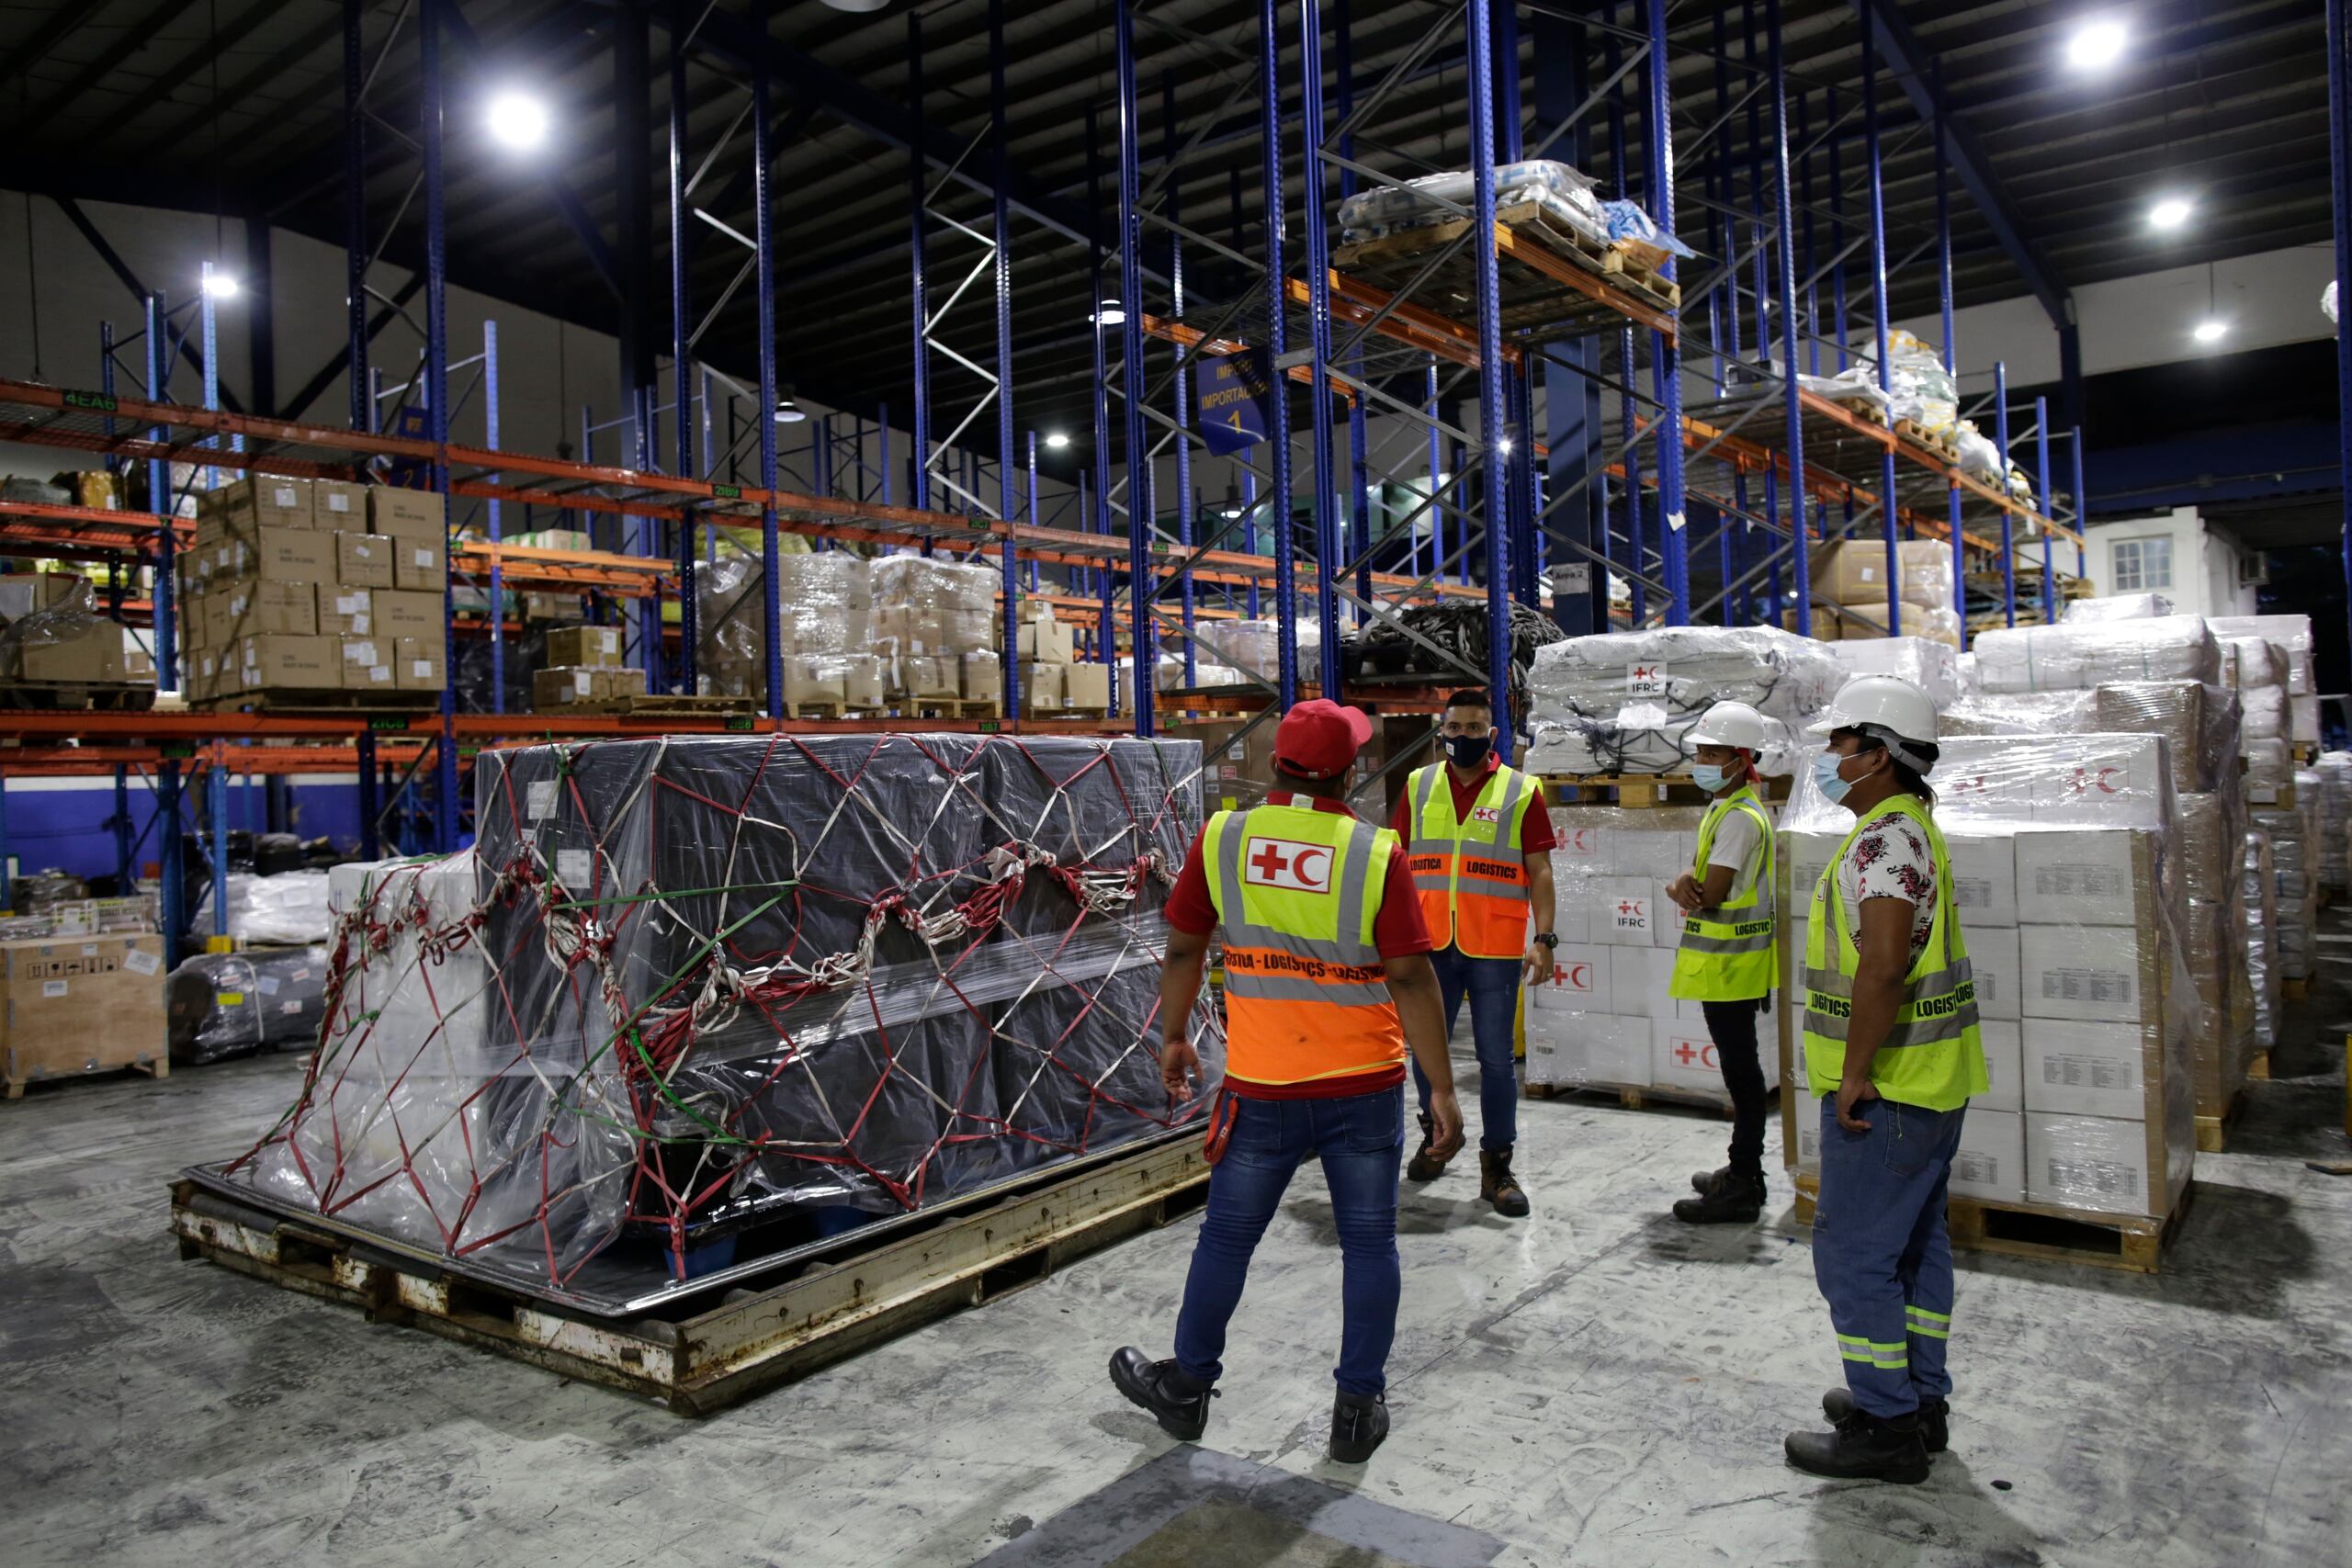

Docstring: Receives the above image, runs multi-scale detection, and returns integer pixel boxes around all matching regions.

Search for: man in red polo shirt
[1110,698,1460,1465]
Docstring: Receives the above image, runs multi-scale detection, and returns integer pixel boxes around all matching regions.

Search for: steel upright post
[1469,0,1514,733]
[1159,73,1197,689]
[1936,71,1966,649]
[344,0,369,432]
[909,12,931,512]
[485,320,503,711]
[1259,0,1298,709]
[209,755,229,942]
[1995,360,2016,626]
[669,1,696,694]
[1298,0,1343,702]
[1621,325,1645,625]
[1086,106,1118,711]
[2072,426,2089,577]
[420,0,457,852]
[1646,0,1689,628]
[1115,2,1154,733]
[2036,396,2055,624]
[993,0,1023,723]
[1337,2,1374,628]
[1861,19,1901,636]
[1770,0,1810,638]
[145,294,175,694]
[752,5,783,718]
[2332,0,2352,694]
[1426,363,1442,588]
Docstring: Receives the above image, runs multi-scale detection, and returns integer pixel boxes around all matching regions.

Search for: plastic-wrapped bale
[870,555,999,674]
[2222,636,2286,692]
[165,946,333,1065]
[2255,807,2317,981]
[1523,626,1839,777]
[187,869,334,945]
[1336,158,1601,246]
[2208,615,2315,697]
[227,736,1217,1288]
[2064,592,2176,625]
[1193,617,1321,683]
[1823,636,1962,708]
[2244,831,2280,1050]
[1970,615,2222,694]
[695,548,872,700]
[2307,754,2352,892]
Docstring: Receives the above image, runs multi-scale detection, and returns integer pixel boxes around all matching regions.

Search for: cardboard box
[198,475,313,530]
[335,530,394,590]
[1970,921,2022,1023]
[2021,1020,2154,1120]
[1945,828,2018,928]
[1525,1010,1649,1088]
[8,626,128,684]
[1525,943,1612,1014]
[368,485,446,538]
[394,636,445,692]
[533,665,646,708]
[234,526,336,586]
[213,579,317,639]
[1064,661,1112,711]
[2018,923,2162,1027]
[1,934,165,1086]
[1018,661,1066,715]
[1811,540,1898,607]
[237,634,338,691]
[958,651,1001,707]
[393,534,446,591]
[843,654,887,711]
[546,626,627,669]
[340,637,396,692]
[902,656,960,700]
[1977,1020,2023,1115]
[370,590,442,643]
[2013,828,2153,927]
[1611,943,1702,1021]
[1593,876,1659,948]
[321,586,375,637]
[1652,1016,1728,1098]
[312,479,369,528]
[1016,617,1076,664]
[2026,1111,2163,1217]
[784,655,847,709]
[1950,1109,2024,1203]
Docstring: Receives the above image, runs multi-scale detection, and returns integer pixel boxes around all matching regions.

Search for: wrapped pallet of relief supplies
[1336,158,1602,246]
[1523,625,1839,777]
[1971,615,2222,694]
[2243,831,2280,1050]
[695,547,872,701]
[1778,730,2199,1221]
[2210,614,2317,744]
[2064,592,2175,625]
[2308,755,2352,892]
[1822,636,1961,708]
[2255,807,2317,981]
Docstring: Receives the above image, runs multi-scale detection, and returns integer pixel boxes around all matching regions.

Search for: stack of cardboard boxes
[1015,604,1109,716]
[1801,541,1962,648]
[1779,732,2197,1223]
[179,477,447,704]
[533,625,649,710]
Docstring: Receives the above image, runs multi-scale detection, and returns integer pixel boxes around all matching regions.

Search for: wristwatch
[1532,931,1559,950]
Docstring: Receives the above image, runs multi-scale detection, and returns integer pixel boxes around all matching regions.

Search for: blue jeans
[1172,1088,1405,1398]
[1812,1094,1965,1418]
[1410,944,1521,1152]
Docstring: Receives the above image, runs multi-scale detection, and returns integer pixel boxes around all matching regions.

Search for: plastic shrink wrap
[2307,756,2352,892]
[187,870,334,945]
[870,555,999,689]
[2207,615,2313,695]
[1780,731,2198,1219]
[166,946,334,1065]
[1523,626,1840,778]
[1192,617,1321,684]
[1337,158,1600,244]
[226,737,1218,1288]
[2064,592,2175,625]
[1971,615,2222,694]
[2255,807,2317,981]
[2244,831,2279,1050]
[0,579,129,683]
[695,548,872,700]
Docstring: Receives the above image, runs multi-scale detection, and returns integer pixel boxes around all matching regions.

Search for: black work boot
[1109,1347,1216,1441]
[1479,1146,1532,1217]
[1672,1169,1765,1224]
[1825,1387,1949,1454]
[1329,1390,1389,1464]
[1690,1163,1734,1194]
[1406,1113,1452,1182]
[1784,1406,1931,1483]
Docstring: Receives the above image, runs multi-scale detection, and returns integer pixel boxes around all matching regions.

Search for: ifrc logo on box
[1669,1036,1719,1070]
[1625,660,1669,696]
[2066,764,2127,796]
[1559,825,1601,856]
[1612,897,1650,933]
[1549,960,1599,997]
[1244,838,1335,893]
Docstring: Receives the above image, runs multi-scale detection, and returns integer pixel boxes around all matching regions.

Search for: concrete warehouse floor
[4,931,2349,1568]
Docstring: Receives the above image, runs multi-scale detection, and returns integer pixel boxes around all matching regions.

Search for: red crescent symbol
[2097,766,2120,793]
[1568,964,1591,987]
[1294,847,1330,886]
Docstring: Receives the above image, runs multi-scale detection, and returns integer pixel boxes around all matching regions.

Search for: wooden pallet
[1542,772,1794,809]
[2195,1087,2247,1154]
[778,699,887,721]
[169,1134,1210,1414]
[1526,1079,1732,1117]
[545,693,758,719]
[194,689,433,715]
[2283,976,2312,1003]
[1331,198,1679,339]
[6,1054,167,1100]
[1892,419,1960,462]
[0,680,156,712]
[2247,1049,2271,1081]
[1792,1170,2188,1275]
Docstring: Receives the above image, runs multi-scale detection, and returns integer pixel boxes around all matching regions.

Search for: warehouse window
[2110,536,2173,592]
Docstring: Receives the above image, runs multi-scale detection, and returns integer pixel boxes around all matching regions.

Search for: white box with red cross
[1524,1011,1648,1089]
[1651,1017,1727,1096]
[1524,943,1612,1015]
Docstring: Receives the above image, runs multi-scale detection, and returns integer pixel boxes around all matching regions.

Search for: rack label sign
[1198,348,1273,457]
[725,716,755,732]
[368,715,411,731]
[63,389,119,413]
[710,483,742,500]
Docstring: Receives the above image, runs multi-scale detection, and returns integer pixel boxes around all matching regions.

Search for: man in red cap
[1111,698,1462,1465]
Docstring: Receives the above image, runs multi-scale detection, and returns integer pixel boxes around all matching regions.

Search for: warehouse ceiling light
[2148,197,2193,231]
[1045,431,1071,449]
[2193,320,2228,344]
[1091,299,1125,327]
[773,396,806,424]
[820,0,890,10]
[486,90,550,152]
[200,272,240,299]
[2064,17,2128,71]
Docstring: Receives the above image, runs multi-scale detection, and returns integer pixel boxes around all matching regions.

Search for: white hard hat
[1805,674,1939,760]
[1685,700,1767,751]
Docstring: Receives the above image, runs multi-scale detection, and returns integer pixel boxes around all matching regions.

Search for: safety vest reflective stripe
[1204,802,1407,1086]
[1838,1333,1911,1369]
[1678,922,1777,954]
[1408,763,1534,959]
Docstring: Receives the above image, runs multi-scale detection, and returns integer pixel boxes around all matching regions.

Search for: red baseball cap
[1272,698,1374,780]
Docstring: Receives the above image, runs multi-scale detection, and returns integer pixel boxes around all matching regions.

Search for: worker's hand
[1836,1074,1880,1134]
[1425,1087,1466,1162]
[1668,872,1703,912]
[1521,941,1552,990]
[1160,1035,1202,1105]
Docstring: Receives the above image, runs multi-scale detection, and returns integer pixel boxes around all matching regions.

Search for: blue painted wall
[2,777,364,883]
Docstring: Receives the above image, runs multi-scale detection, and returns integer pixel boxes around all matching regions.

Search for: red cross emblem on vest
[1245,838,1333,893]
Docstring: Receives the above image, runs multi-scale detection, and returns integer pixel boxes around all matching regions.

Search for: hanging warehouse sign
[1198,348,1274,457]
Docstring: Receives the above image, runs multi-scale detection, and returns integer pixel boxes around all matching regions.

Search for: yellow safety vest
[1800,794,1988,1112]
[1668,785,1776,1001]
[1405,762,1536,959]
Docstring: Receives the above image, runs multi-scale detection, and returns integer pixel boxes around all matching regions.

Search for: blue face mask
[1812,750,1854,805]
[1690,761,1732,793]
